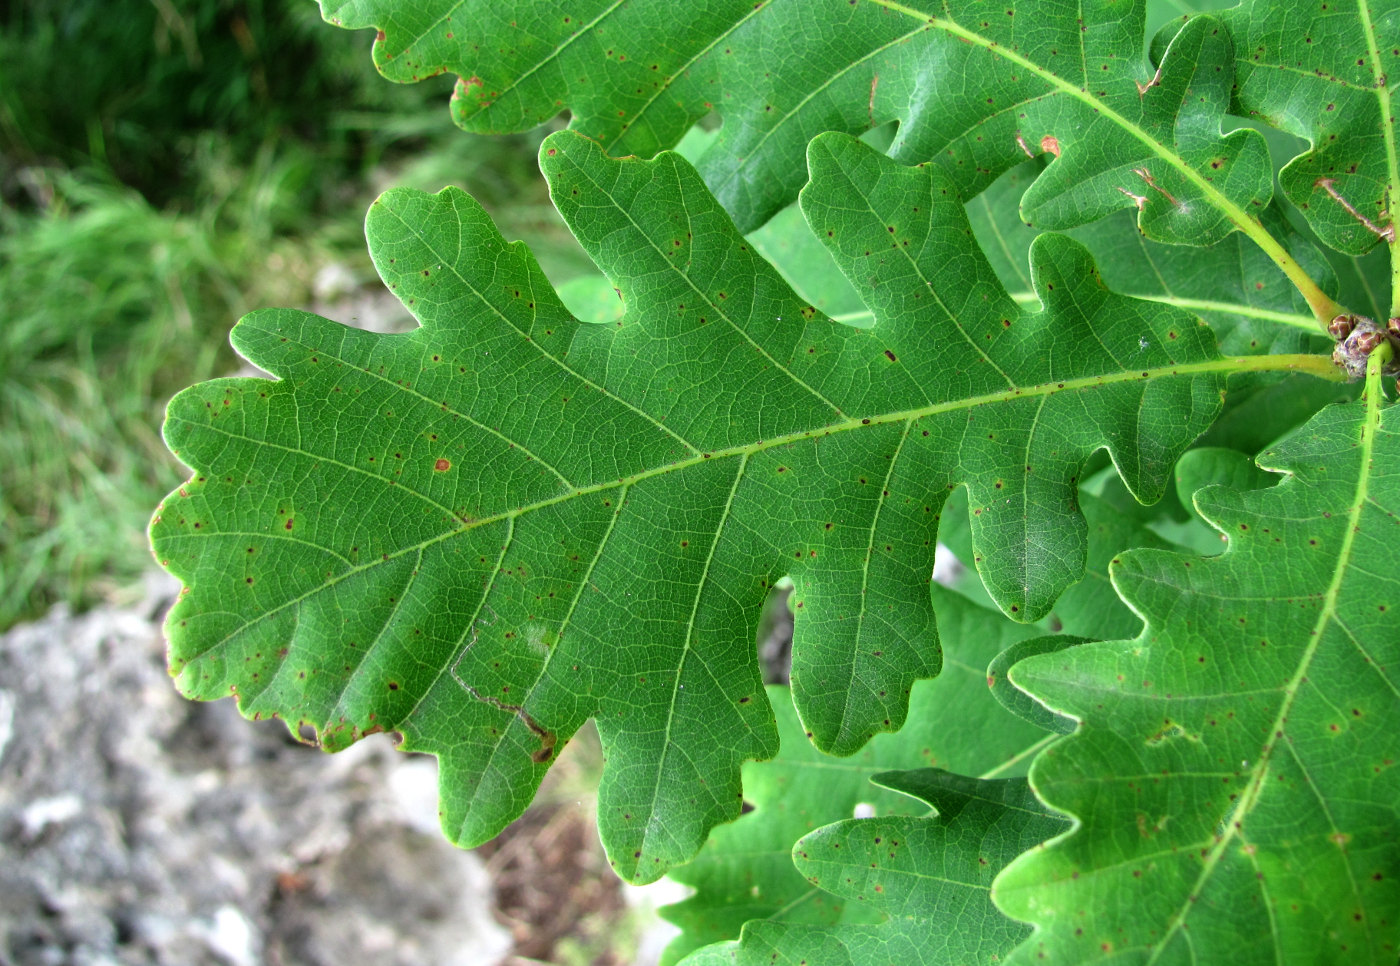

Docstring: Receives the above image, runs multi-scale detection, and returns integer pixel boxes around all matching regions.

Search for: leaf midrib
[178,351,1325,664]
[1142,371,1388,962]
[868,0,1266,242]
[837,294,1317,331]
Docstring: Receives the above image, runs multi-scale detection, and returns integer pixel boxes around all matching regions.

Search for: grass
[0,2,592,629]
[0,164,318,624]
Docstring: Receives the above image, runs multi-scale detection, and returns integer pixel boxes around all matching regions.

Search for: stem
[1367,338,1394,397]
[1241,352,1350,383]
[865,0,1345,330]
[1244,229,1343,327]
[1356,0,1400,320]
[1391,241,1400,323]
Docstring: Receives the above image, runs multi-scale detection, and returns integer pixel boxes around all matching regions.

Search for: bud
[1353,329,1385,355]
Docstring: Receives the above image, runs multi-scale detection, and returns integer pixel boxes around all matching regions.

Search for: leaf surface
[996,393,1400,963]
[322,0,1273,237]
[1210,0,1400,255]
[681,771,1069,966]
[661,585,1052,963]
[969,159,1330,359]
[153,129,1273,883]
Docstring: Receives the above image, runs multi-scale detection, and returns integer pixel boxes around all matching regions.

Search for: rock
[0,574,512,966]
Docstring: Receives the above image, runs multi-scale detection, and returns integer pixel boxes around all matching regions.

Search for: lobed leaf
[152,128,1282,884]
[682,771,1069,966]
[996,393,1400,963]
[969,158,1332,359]
[322,0,1274,238]
[661,585,1053,963]
[1206,1,1400,256]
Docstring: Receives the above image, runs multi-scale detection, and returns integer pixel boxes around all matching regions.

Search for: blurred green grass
[0,0,588,628]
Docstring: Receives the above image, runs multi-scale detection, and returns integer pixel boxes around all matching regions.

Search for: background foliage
[0,0,589,627]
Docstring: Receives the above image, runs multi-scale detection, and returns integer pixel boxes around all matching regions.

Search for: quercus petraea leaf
[661,585,1053,964]
[969,158,1333,360]
[151,129,1329,883]
[321,0,1285,249]
[1200,1,1400,257]
[996,386,1400,964]
[681,770,1069,966]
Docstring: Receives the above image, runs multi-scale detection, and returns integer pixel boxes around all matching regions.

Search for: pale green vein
[709,24,929,197]
[175,351,1339,679]
[563,153,847,417]
[601,0,770,154]
[380,193,703,456]
[404,516,514,724]
[160,530,353,567]
[1143,349,1390,964]
[849,164,1017,390]
[638,452,751,873]
[474,0,628,112]
[978,733,1066,780]
[837,291,1317,333]
[165,417,463,528]
[275,326,579,490]
[974,194,1033,291]
[867,0,1341,325]
[472,479,631,764]
[385,0,465,59]
[839,417,914,744]
[329,546,425,718]
[1011,292,1318,332]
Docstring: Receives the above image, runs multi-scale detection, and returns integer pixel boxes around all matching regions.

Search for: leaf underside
[997,396,1400,963]
[663,584,1052,963]
[321,0,1273,238]
[682,770,1069,966]
[153,129,1236,883]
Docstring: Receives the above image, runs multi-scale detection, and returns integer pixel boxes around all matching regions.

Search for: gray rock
[0,574,511,966]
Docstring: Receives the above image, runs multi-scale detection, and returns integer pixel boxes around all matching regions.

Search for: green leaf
[681,771,1069,966]
[322,1,1274,239]
[1174,444,1278,510]
[996,394,1400,963]
[1157,444,1281,555]
[661,585,1052,964]
[969,159,1354,461]
[986,636,1084,736]
[748,201,868,324]
[969,160,1329,358]
[151,128,1302,884]
[939,486,1177,641]
[1213,1,1400,256]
